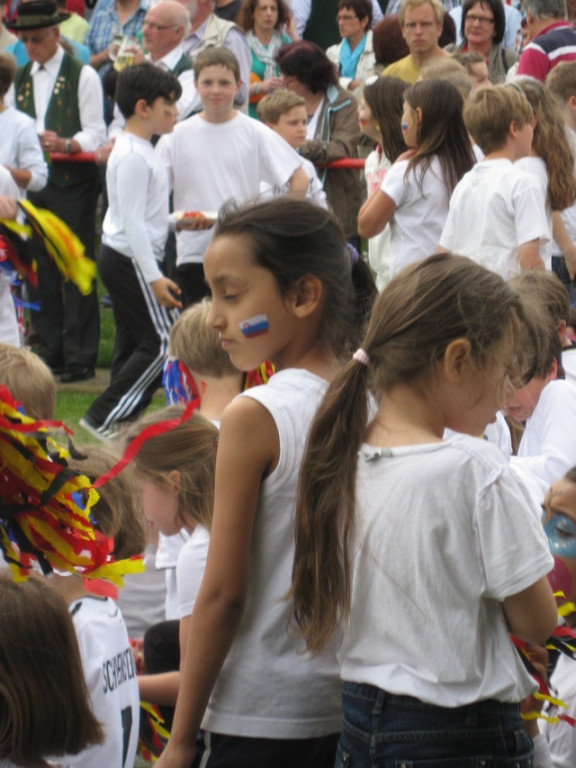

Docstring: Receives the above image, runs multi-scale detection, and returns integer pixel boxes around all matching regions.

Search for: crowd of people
[4,0,576,765]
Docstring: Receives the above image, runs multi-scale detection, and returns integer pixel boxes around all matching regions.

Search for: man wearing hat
[6,0,106,382]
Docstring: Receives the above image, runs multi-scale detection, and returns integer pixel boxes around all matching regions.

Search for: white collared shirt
[8,45,106,151]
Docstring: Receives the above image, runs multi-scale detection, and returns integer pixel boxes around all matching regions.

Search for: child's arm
[518,239,545,272]
[358,187,396,239]
[552,211,576,279]
[115,153,181,309]
[287,165,310,197]
[502,576,557,644]
[137,616,192,706]
[156,397,279,768]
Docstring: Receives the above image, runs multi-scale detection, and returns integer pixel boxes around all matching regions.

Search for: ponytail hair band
[353,348,370,366]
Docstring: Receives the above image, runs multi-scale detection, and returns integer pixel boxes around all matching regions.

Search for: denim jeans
[335,682,534,768]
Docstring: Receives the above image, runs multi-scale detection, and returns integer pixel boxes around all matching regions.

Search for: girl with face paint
[156,198,376,768]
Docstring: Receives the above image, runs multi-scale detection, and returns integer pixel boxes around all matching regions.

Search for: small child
[80,63,186,442]
[0,343,56,419]
[358,79,475,277]
[0,574,103,768]
[49,445,145,768]
[439,84,550,279]
[156,46,307,308]
[546,61,576,301]
[257,89,328,208]
[506,275,576,500]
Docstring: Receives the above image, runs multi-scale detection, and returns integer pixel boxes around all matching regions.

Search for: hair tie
[347,243,359,265]
[353,348,370,366]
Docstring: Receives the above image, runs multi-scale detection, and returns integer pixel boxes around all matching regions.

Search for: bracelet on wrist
[65,139,72,154]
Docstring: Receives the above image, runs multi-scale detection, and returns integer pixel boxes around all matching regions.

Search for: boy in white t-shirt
[504,298,576,501]
[257,90,328,210]
[439,84,550,280]
[156,46,308,308]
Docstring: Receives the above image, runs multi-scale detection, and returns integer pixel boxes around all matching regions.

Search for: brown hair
[194,46,240,82]
[0,52,16,98]
[125,406,218,532]
[509,271,566,378]
[0,575,103,763]
[67,445,147,560]
[372,16,409,67]
[236,0,291,31]
[362,75,406,163]
[464,83,534,155]
[517,78,576,211]
[292,253,534,651]
[0,344,56,420]
[257,88,306,124]
[169,299,239,378]
[546,60,576,103]
[403,79,476,195]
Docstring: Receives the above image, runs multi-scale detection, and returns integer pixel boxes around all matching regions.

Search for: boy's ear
[568,95,576,113]
[134,98,150,118]
[236,79,243,93]
[285,274,323,318]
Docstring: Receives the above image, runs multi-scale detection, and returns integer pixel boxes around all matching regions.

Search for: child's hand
[151,277,182,309]
[177,215,215,231]
[0,196,17,220]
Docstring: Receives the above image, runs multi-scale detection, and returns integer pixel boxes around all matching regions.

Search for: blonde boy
[439,84,550,279]
[0,344,56,419]
[156,47,308,308]
[257,90,328,208]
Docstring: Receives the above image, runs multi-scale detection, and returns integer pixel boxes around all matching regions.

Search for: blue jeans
[335,682,534,767]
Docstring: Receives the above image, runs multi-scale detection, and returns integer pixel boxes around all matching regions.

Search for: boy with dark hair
[439,84,550,279]
[156,47,308,307]
[80,63,191,441]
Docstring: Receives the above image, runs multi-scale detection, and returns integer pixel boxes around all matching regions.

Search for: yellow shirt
[382,55,420,84]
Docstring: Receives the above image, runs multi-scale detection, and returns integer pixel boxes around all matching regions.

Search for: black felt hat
[6,0,70,30]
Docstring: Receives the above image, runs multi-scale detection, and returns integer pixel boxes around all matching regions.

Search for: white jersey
[67,596,140,768]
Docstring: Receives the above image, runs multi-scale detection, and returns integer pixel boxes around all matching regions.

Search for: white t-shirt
[156,112,303,266]
[0,167,20,349]
[381,155,452,277]
[176,524,210,618]
[511,379,576,494]
[439,158,550,280]
[340,434,553,707]
[156,529,190,620]
[541,653,576,767]
[260,155,328,209]
[556,126,576,255]
[515,155,552,267]
[364,147,392,291]
[66,596,140,768]
[202,369,342,739]
[562,347,576,386]
[102,133,171,284]
[0,107,48,196]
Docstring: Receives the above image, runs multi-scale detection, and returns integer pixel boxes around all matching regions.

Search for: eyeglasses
[336,14,358,21]
[142,21,179,30]
[465,13,495,23]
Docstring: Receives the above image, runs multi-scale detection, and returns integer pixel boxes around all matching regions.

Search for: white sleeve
[512,384,576,488]
[257,123,303,187]
[380,159,410,207]
[438,195,458,251]
[155,133,175,191]
[512,178,551,248]
[74,65,107,151]
[224,27,251,107]
[0,166,19,197]
[108,103,126,141]
[176,526,209,618]
[114,153,163,283]
[292,0,311,37]
[17,118,48,192]
[474,468,553,600]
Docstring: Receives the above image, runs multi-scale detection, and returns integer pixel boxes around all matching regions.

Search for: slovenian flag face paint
[239,314,270,338]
